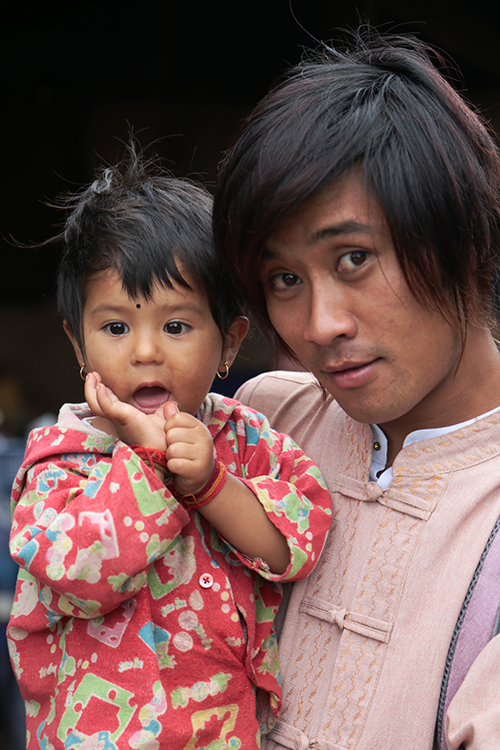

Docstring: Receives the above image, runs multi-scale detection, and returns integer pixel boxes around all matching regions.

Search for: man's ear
[220,316,250,369]
[63,320,84,367]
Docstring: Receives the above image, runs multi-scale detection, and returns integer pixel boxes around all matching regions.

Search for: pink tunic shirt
[237,371,500,750]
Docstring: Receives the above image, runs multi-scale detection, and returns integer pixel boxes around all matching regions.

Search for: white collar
[369,404,500,489]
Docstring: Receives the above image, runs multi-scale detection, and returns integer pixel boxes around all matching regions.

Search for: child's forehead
[83,267,211,313]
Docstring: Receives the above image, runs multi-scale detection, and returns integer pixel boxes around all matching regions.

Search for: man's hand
[85,371,167,450]
[163,401,215,497]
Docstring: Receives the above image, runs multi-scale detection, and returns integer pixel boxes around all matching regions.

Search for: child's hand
[163,401,215,497]
[85,372,167,450]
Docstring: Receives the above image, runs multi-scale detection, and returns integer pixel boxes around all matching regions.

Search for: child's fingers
[164,411,204,440]
[163,400,179,420]
[83,373,167,448]
[165,420,215,494]
[165,425,206,447]
[84,372,104,416]
[165,420,213,482]
[167,439,211,462]
[167,455,216,495]
[90,378,131,424]
[166,456,196,476]
[94,382,121,416]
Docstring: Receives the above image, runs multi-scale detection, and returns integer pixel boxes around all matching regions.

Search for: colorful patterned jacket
[8,393,332,750]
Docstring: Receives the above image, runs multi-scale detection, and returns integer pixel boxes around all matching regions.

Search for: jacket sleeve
[211,401,333,583]
[445,636,500,749]
[10,438,189,622]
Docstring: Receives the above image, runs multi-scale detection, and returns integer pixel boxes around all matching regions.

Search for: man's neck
[381,328,500,468]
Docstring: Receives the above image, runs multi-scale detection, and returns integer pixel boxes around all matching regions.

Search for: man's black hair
[214,27,500,347]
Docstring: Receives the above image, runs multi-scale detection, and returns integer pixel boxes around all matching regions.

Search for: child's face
[66,269,248,416]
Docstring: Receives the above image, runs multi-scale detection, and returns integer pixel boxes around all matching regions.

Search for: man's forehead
[264,173,388,254]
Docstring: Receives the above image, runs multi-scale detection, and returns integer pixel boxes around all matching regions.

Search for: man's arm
[445,636,500,749]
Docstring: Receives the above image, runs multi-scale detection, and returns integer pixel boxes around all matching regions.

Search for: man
[213,29,500,750]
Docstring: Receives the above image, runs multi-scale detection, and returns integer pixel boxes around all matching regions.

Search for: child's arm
[204,398,333,583]
[9,419,189,622]
[198,474,291,573]
[163,404,290,574]
[86,378,291,573]
[163,400,333,579]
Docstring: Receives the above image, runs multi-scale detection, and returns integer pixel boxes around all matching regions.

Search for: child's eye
[105,322,129,336]
[165,321,190,335]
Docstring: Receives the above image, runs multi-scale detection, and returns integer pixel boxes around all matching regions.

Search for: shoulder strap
[436,514,500,749]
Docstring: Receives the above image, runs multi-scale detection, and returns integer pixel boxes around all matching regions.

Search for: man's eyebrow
[262,220,373,259]
[309,220,372,244]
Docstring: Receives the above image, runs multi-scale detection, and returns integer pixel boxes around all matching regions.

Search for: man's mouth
[132,386,171,414]
[321,358,381,389]
[326,362,369,373]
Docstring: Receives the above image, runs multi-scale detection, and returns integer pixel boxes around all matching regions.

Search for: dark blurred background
[2,0,500,430]
[1,1,500,746]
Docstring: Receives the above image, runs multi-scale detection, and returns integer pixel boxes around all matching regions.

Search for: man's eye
[338,250,368,273]
[165,321,189,335]
[105,322,128,336]
[270,273,301,290]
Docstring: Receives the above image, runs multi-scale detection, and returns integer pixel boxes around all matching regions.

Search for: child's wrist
[175,460,228,509]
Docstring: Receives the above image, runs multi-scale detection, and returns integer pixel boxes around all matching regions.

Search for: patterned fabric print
[8,394,332,750]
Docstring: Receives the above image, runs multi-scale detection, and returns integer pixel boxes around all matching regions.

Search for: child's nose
[131,334,164,365]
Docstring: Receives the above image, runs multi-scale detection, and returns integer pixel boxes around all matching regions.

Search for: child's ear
[63,320,84,366]
[221,316,249,368]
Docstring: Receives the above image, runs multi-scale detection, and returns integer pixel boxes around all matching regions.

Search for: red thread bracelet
[179,460,228,508]
[130,445,169,475]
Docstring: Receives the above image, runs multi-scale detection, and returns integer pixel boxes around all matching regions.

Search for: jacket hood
[11,393,233,506]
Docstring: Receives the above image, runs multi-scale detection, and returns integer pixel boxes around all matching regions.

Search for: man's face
[260,172,466,435]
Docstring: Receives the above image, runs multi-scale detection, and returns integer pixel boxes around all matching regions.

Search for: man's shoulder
[236,369,317,399]
[236,370,322,415]
[235,370,346,441]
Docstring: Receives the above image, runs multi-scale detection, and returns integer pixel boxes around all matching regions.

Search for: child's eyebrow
[88,302,206,317]
[88,303,131,318]
[161,303,206,316]
[88,304,127,318]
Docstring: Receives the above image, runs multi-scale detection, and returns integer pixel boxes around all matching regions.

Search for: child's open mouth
[132,386,171,414]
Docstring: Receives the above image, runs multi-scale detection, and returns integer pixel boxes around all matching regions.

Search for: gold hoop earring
[79,363,87,381]
[216,361,230,380]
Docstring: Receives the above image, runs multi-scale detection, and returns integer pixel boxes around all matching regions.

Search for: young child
[7,146,332,750]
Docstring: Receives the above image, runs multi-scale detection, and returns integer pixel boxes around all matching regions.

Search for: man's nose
[302,281,358,346]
